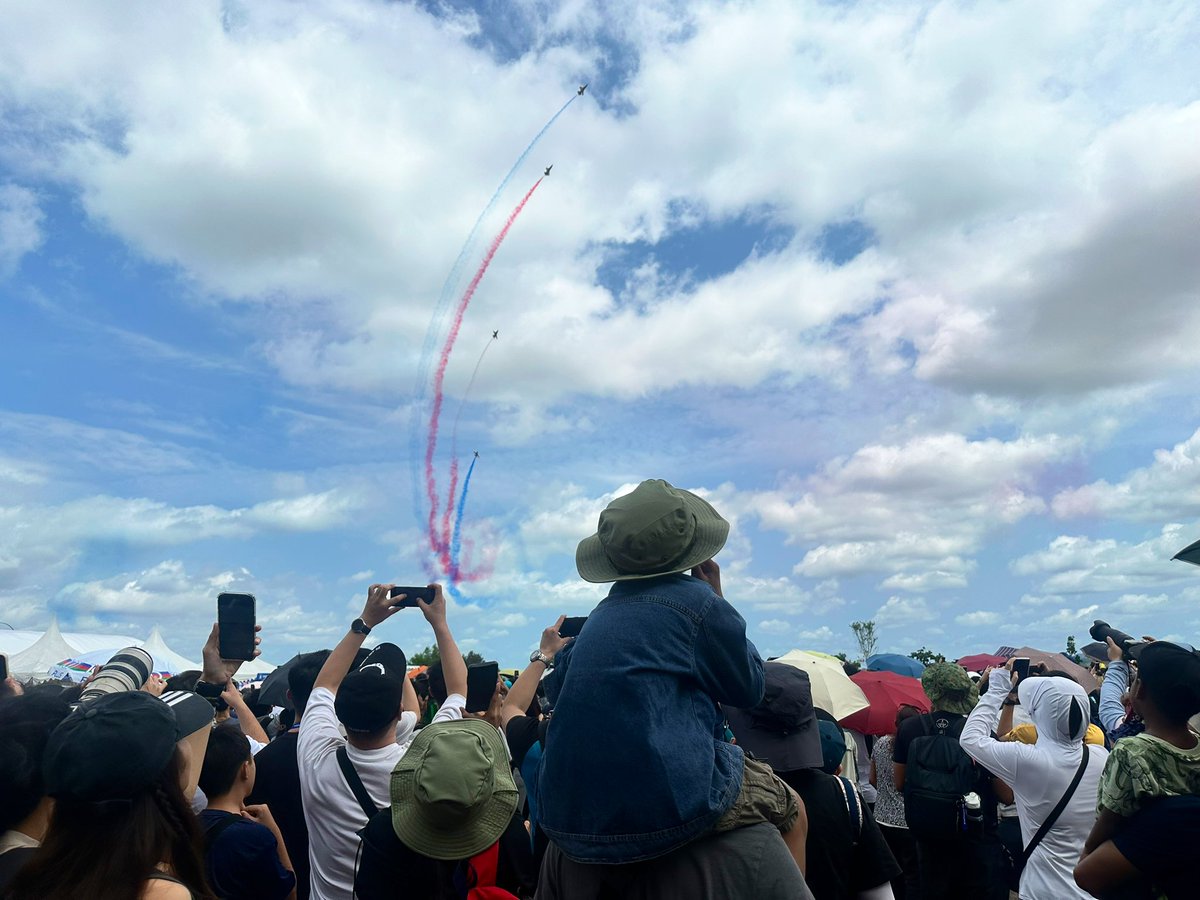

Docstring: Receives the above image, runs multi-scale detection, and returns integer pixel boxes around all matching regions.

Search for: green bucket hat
[921,662,979,716]
[389,718,518,861]
[576,479,730,583]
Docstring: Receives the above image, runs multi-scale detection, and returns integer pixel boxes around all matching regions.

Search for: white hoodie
[961,670,1108,900]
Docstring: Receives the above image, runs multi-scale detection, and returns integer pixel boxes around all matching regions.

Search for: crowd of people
[1,478,1198,899]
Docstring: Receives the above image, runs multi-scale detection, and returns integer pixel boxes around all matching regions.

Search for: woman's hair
[7,746,215,900]
[888,704,924,760]
[0,693,72,831]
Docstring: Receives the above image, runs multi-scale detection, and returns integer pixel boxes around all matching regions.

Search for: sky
[1,0,1199,668]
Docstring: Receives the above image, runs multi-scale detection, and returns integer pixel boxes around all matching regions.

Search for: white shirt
[961,671,1108,900]
[297,686,464,900]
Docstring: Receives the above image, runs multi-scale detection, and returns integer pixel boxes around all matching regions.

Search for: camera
[79,647,153,704]
[1088,620,1143,661]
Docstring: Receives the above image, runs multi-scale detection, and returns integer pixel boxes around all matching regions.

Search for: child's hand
[691,559,723,598]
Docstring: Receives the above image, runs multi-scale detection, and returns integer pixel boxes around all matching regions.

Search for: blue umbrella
[865,653,925,678]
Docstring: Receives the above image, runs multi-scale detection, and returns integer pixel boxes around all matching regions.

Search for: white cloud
[0,184,43,275]
[758,619,792,635]
[956,611,1001,627]
[1053,427,1200,521]
[873,596,936,627]
[1012,525,1192,593]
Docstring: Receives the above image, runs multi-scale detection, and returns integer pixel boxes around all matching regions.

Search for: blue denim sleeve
[543,638,573,707]
[1099,659,1129,734]
[694,595,765,708]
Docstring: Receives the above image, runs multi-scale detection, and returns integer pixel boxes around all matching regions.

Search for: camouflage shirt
[1097,730,1200,817]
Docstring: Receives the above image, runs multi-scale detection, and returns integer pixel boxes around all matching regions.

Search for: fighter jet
[473,450,480,459]
[544,165,553,176]
[492,330,499,339]
[578,83,588,96]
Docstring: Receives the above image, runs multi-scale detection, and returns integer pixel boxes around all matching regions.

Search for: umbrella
[865,653,925,678]
[48,648,183,684]
[1081,642,1109,663]
[957,653,1007,671]
[257,648,365,709]
[774,650,869,720]
[840,670,931,736]
[1173,538,1200,567]
[1009,647,1097,692]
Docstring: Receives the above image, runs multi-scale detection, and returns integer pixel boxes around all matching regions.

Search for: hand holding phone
[558,616,587,638]
[466,661,500,714]
[388,585,436,608]
[217,593,258,661]
[1011,657,1031,685]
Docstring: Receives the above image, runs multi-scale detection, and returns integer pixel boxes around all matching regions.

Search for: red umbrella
[957,653,1007,671]
[839,670,931,736]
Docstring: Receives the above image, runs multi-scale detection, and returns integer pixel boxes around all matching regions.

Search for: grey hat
[724,663,824,772]
[576,479,729,583]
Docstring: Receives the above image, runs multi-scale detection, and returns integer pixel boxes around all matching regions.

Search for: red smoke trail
[424,177,544,565]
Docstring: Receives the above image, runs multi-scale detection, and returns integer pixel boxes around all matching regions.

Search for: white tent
[140,626,201,674]
[234,655,278,680]
[0,630,43,657]
[10,618,82,679]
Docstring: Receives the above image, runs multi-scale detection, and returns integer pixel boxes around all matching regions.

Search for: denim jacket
[535,573,766,863]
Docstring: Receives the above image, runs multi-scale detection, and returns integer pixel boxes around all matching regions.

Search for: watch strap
[351,618,372,636]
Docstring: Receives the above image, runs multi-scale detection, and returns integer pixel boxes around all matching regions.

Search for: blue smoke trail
[449,454,478,584]
[409,93,578,556]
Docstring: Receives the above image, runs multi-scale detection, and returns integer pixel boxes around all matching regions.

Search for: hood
[1018,676,1089,745]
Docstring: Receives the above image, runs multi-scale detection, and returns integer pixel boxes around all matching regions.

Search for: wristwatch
[195,679,224,707]
[530,649,554,669]
[351,618,372,636]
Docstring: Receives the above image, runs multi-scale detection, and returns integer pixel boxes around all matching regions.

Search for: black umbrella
[256,648,367,709]
[1081,642,1109,663]
[1173,538,1200,567]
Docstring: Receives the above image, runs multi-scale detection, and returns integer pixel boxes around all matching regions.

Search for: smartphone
[1012,657,1031,684]
[559,616,587,638]
[217,592,257,661]
[466,661,499,714]
[389,585,435,608]
[0,653,8,682]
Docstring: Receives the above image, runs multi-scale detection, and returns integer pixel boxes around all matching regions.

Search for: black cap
[336,643,407,734]
[44,691,180,802]
[724,663,823,771]
[1131,641,1200,720]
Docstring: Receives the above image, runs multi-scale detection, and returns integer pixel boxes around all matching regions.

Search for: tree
[409,644,439,666]
[910,646,947,666]
[850,620,878,662]
[1064,635,1084,666]
[463,650,486,667]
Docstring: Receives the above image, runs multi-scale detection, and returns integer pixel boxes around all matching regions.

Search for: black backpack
[903,715,977,839]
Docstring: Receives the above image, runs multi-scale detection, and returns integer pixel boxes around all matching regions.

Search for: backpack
[903,715,977,839]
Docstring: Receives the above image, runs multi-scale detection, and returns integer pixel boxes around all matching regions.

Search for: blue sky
[2,0,1200,668]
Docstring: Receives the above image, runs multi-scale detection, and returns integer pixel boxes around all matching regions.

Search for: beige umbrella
[1010,647,1098,692]
[774,650,870,719]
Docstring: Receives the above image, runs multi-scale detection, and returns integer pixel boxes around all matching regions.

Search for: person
[6,690,214,900]
[1098,638,1144,742]
[354,718,535,899]
[536,479,805,872]
[297,582,467,900]
[1073,795,1200,899]
[0,692,72,890]
[960,663,1108,900]
[1082,641,1200,859]
[726,662,900,900]
[870,705,922,900]
[197,723,296,899]
[892,662,1007,900]
[247,650,330,900]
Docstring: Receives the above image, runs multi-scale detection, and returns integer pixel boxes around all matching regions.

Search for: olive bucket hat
[389,718,519,861]
[576,479,730,583]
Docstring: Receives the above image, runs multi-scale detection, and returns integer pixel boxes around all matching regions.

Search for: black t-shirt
[505,715,548,769]
[1112,796,1200,900]
[354,806,536,900]
[776,768,900,900]
[246,730,310,900]
[893,711,1000,827]
[199,810,295,900]
[538,821,812,900]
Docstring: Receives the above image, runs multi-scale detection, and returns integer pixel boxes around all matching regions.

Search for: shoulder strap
[1019,746,1089,868]
[836,776,863,838]
[337,745,380,819]
[202,811,241,851]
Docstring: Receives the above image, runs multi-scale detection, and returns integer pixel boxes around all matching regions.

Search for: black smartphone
[466,661,499,713]
[0,653,7,682]
[559,616,587,638]
[1012,657,1031,684]
[217,592,257,661]
[389,585,435,608]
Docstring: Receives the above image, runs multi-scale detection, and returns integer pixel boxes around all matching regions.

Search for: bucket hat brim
[576,483,730,583]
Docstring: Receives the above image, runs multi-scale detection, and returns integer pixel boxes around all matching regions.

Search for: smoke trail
[424,178,544,564]
[449,334,497,456]
[449,453,478,583]
[409,94,578,537]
